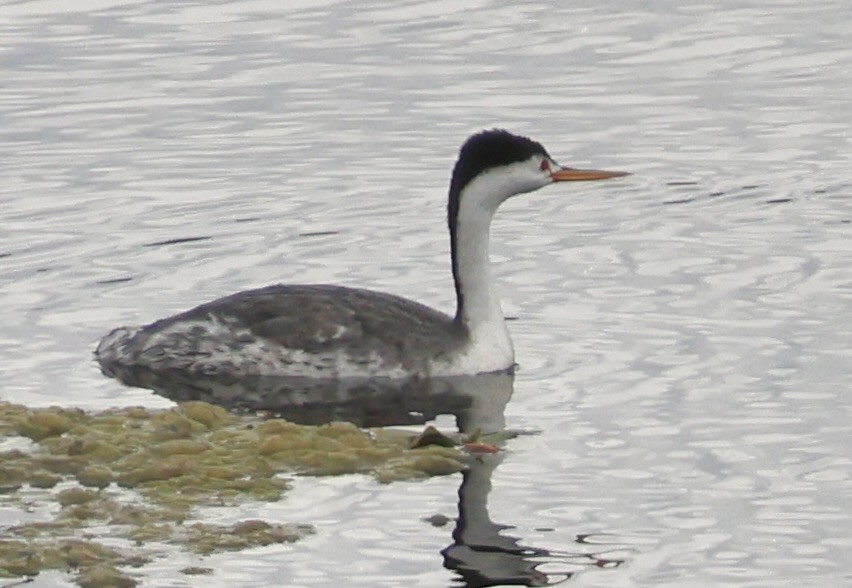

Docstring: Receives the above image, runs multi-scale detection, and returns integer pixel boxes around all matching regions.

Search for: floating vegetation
[0,400,469,586]
[0,539,141,587]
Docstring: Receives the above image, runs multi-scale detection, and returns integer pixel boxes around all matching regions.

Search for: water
[2,0,851,585]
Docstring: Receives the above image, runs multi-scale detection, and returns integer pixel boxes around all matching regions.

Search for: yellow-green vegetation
[0,539,141,586]
[0,400,468,586]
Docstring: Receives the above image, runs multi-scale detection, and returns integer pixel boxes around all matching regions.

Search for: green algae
[77,563,138,588]
[0,399,469,586]
[180,565,214,576]
[56,487,99,506]
[177,520,313,555]
[0,538,137,586]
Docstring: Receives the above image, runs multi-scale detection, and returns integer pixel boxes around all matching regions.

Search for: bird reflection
[443,452,555,587]
[442,450,629,587]
[105,367,626,586]
[102,365,512,431]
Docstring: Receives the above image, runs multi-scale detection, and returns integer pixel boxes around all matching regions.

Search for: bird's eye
[539,159,551,172]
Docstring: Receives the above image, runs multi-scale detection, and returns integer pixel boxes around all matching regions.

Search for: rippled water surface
[2,0,850,586]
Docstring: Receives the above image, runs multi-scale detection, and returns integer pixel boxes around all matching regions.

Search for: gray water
[2,0,851,586]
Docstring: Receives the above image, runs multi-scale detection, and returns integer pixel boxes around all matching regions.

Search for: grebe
[96,130,627,380]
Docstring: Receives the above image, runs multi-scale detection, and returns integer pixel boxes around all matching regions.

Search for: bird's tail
[94,326,142,376]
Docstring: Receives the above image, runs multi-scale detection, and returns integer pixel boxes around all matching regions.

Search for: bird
[96,129,628,381]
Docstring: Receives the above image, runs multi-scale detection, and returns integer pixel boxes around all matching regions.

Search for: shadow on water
[658,181,852,208]
[661,182,779,206]
[142,236,213,247]
[106,368,629,586]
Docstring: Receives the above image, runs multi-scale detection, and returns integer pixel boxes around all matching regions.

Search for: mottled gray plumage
[97,284,468,377]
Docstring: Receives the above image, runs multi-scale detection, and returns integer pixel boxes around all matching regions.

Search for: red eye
[539,159,550,171]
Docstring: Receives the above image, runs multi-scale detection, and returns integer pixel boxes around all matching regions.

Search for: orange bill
[551,168,630,181]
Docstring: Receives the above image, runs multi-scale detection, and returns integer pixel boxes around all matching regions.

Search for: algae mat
[0,400,467,586]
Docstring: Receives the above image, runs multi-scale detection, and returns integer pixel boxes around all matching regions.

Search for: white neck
[454,196,507,333]
[449,170,529,372]
[441,157,554,374]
